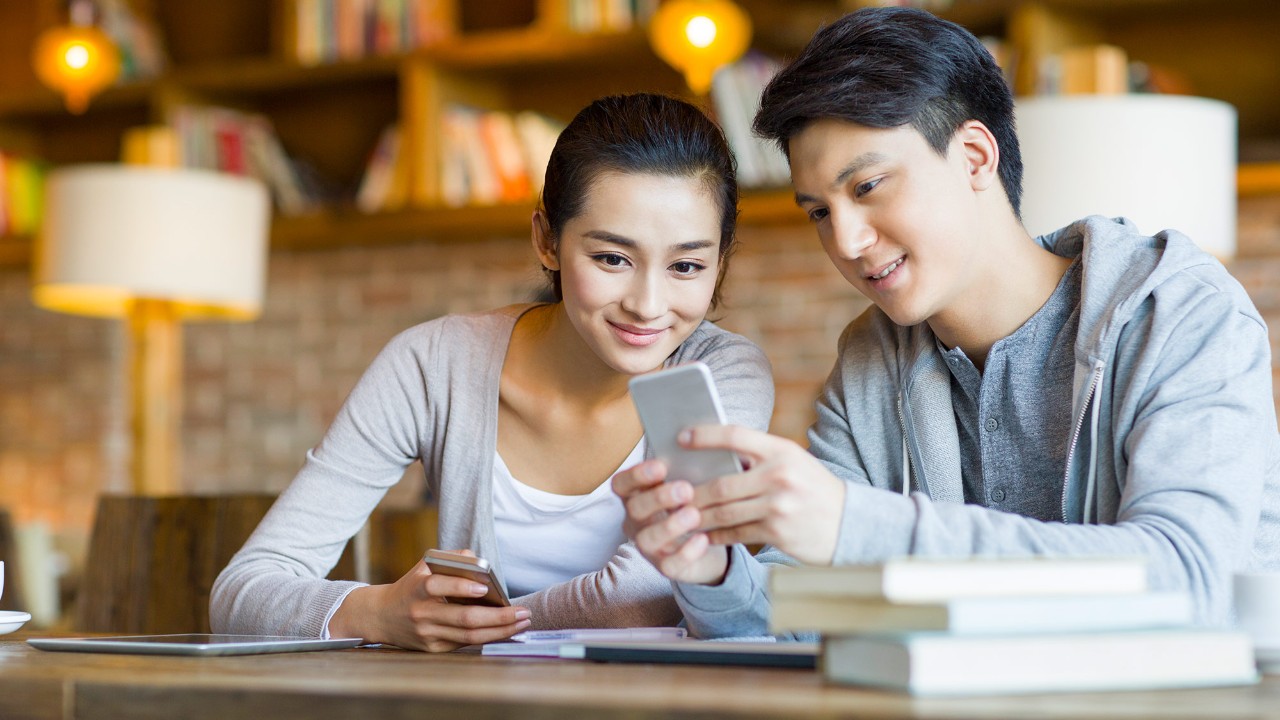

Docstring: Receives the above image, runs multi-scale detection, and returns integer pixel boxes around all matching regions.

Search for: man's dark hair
[753,6,1023,216]
[540,93,739,308]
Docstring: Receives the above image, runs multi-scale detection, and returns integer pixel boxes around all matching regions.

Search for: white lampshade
[33,165,271,320]
[1016,95,1237,260]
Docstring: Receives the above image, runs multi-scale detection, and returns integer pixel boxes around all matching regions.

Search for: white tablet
[27,633,363,656]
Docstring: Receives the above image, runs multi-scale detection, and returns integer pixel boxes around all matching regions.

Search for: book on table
[770,590,1192,636]
[769,556,1148,603]
[821,629,1257,696]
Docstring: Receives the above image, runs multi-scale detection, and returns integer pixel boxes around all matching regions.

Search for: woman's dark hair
[753,7,1023,216]
[539,93,739,308]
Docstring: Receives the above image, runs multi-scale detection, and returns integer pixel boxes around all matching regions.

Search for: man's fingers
[697,495,771,532]
[624,480,694,527]
[635,505,701,559]
[612,460,667,497]
[680,424,792,464]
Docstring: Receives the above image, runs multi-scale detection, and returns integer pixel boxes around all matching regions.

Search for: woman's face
[546,171,723,376]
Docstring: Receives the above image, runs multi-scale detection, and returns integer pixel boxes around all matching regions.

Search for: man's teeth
[872,258,904,280]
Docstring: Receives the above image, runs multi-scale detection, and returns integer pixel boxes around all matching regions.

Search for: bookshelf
[1,0,1279,271]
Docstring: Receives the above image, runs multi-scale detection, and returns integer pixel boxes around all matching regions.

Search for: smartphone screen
[629,362,742,485]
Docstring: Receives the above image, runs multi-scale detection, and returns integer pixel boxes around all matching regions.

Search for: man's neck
[929,216,1074,372]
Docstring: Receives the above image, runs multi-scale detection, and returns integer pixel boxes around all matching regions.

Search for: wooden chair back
[75,494,357,634]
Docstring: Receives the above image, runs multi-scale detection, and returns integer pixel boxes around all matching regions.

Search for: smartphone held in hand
[422,549,511,607]
[629,362,742,485]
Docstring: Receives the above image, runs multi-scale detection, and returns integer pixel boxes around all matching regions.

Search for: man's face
[789,119,986,329]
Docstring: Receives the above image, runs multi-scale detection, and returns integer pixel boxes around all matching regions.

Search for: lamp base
[128,298,182,495]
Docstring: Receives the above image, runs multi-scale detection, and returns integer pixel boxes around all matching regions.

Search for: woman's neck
[507,304,632,410]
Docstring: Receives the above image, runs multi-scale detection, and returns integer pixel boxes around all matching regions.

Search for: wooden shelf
[0,189,801,270]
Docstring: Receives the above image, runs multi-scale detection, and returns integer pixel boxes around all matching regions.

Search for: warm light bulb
[32,23,120,114]
[64,44,91,70]
[648,0,752,96]
[685,16,717,48]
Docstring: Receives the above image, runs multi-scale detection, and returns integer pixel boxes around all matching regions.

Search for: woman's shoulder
[671,319,768,367]
[386,304,532,352]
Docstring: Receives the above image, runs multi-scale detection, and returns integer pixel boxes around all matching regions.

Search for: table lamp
[1016,95,1237,260]
[32,165,270,495]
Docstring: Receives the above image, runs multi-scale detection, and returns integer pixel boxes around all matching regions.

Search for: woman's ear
[531,211,559,271]
[955,120,999,192]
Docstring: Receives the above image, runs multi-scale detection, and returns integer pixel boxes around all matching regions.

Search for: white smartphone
[422,549,511,607]
[629,362,743,485]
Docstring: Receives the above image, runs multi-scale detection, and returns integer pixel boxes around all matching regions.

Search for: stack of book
[770,557,1257,696]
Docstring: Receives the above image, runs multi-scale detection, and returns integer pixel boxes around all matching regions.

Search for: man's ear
[531,211,559,271]
[955,120,999,192]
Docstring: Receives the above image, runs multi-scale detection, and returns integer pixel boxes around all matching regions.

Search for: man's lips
[866,256,906,281]
[609,322,667,347]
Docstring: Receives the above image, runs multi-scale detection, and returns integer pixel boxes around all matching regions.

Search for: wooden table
[2,634,1277,720]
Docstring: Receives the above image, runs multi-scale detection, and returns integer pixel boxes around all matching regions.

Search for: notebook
[571,640,818,669]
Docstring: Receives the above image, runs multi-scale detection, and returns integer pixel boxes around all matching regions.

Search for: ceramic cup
[0,560,5,604]
[1234,571,1280,648]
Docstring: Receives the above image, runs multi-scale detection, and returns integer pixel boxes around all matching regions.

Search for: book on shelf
[710,52,789,189]
[770,556,1149,603]
[288,0,456,65]
[438,105,566,207]
[770,590,1191,636]
[169,105,319,215]
[356,124,407,213]
[0,152,46,237]
[822,629,1257,696]
[543,0,659,34]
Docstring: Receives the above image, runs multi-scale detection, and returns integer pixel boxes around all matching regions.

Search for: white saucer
[1255,643,1280,675]
[0,610,32,635]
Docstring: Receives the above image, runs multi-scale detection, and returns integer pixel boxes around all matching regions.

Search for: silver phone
[629,362,743,485]
[422,549,510,607]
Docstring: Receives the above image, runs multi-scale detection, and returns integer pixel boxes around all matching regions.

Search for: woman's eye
[807,207,829,223]
[855,177,882,198]
[594,253,629,268]
[671,261,705,276]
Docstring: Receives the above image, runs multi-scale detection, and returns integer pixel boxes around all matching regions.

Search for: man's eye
[855,177,882,197]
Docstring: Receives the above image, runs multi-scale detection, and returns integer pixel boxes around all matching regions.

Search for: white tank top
[491,440,643,598]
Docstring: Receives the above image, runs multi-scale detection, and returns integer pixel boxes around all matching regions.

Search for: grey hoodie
[675,216,1280,636]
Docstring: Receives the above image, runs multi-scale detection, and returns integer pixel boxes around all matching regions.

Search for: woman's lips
[610,322,667,347]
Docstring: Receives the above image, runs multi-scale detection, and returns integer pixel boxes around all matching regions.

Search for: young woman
[210,93,774,652]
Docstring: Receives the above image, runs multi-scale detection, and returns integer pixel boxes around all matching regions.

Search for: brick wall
[2,201,1278,546]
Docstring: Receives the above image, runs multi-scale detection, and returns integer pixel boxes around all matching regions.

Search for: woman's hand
[328,552,531,653]
[613,460,731,585]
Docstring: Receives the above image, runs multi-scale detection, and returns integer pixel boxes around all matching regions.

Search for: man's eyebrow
[794,152,890,205]
[584,231,716,253]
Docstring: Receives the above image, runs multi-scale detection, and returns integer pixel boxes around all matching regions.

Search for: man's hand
[681,425,847,565]
[612,460,730,585]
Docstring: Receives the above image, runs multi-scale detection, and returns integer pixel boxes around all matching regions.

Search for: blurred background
[1,0,1278,630]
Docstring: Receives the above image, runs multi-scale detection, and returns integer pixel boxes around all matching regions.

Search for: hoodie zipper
[1061,361,1106,523]
[897,393,910,495]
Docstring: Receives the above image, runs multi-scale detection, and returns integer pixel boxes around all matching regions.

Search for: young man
[614,6,1280,637]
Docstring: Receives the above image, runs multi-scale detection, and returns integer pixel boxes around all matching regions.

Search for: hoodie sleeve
[830,287,1275,625]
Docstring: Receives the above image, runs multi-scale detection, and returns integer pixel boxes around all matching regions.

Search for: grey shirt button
[991,488,1006,503]
[985,417,999,432]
